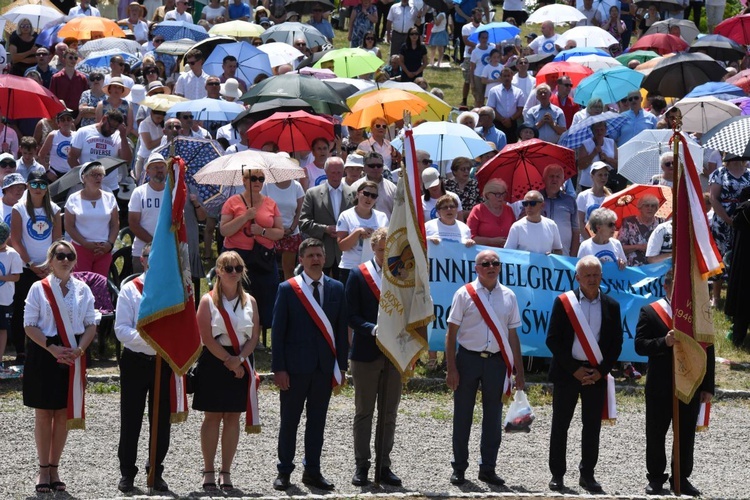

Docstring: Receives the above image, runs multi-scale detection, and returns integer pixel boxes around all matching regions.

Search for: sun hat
[220,78,243,100]
[104,77,131,97]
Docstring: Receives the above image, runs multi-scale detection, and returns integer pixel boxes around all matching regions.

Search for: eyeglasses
[662,161,673,167]
[420,159,432,165]
[206,81,220,86]
[485,191,507,197]
[479,260,501,267]
[0,161,15,168]
[223,264,244,273]
[372,123,387,129]
[86,172,104,179]
[90,75,103,82]
[294,42,307,47]
[29,181,48,190]
[167,124,183,130]
[438,205,457,210]
[361,191,379,199]
[365,163,383,169]
[66,56,78,61]
[246,175,265,183]
[54,252,76,262]
[144,68,159,75]
[187,60,199,65]
[521,200,541,207]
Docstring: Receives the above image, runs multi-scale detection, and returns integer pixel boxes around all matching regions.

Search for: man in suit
[299,157,355,282]
[546,255,623,493]
[635,270,714,497]
[271,238,349,491]
[346,228,403,487]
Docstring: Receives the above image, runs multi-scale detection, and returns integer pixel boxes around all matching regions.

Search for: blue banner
[427,241,672,362]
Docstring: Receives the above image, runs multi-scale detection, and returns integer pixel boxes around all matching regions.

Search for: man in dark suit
[271,238,349,491]
[299,157,355,281]
[346,228,403,487]
[546,255,623,493]
[635,270,714,497]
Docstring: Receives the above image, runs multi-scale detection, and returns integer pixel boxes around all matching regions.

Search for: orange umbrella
[634,52,676,75]
[601,184,672,229]
[535,61,593,88]
[58,16,126,40]
[342,88,428,129]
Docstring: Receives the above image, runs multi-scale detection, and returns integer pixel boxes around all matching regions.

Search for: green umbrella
[240,73,350,115]
[313,48,385,78]
[616,50,660,66]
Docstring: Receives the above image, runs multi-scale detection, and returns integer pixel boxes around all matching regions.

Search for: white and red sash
[289,275,343,389]
[133,278,189,423]
[210,290,261,433]
[41,277,86,430]
[559,290,617,423]
[697,401,710,431]
[359,260,381,300]
[465,282,515,402]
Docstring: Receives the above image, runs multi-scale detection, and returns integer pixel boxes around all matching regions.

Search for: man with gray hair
[504,190,563,254]
[475,107,507,150]
[524,84,567,144]
[614,90,657,146]
[546,255,623,493]
[541,164,579,256]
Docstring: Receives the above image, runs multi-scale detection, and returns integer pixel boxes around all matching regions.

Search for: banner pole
[671,123,681,497]
[147,354,163,491]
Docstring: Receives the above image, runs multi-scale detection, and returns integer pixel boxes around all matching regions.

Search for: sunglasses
[187,60,199,65]
[66,56,78,60]
[479,260,501,268]
[0,161,15,168]
[522,200,541,207]
[295,42,307,47]
[486,191,507,197]
[29,181,48,190]
[366,163,383,169]
[180,114,194,120]
[152,110,166,116]
[223,264,244,273]
[558,83,572,87]
[55,252,76,262]
[372,123,387,129]
[168,125,183,130]
[361,191,379,199]
[628,96,641,102]
[144,68,159,74]
[247,175,265,182]
[663,161,673,167]
[90,75,103,82]
[206,81,220,86]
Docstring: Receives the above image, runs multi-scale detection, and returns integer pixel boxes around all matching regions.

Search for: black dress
[9,32,37,77]
[399,42,427,82]
[725,200,750,345]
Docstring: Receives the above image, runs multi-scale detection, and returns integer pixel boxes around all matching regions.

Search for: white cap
[590,160,612,172]
[421,166,441,189]
[344,152,364,168]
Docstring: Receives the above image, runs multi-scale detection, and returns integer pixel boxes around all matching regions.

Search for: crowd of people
[0,0,745,496]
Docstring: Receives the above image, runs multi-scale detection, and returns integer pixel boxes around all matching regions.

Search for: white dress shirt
[174,70,209,100]
[24,276,97,338]
[115,277,155,355]
[328,183,343,220]
[571,291,602,361]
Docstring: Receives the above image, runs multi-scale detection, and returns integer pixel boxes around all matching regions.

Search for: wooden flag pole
[147,353,163,491]
[671,123,681,497]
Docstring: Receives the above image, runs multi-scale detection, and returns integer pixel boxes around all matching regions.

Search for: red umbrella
[535,61,593,87]
[726,68,750,94]
[0,74,64,119]
[601,184,672,229]
[475,139,576,203]
[630,34,689,56]
[246,110,334,153]
[714,14,750,45]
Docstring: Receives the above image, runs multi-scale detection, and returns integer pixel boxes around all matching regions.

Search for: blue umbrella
[36,23,63,48]
[203,42,272,88]
[389,121,492,166]
[573,66,644,106]
[76,49,141,75]
[152,21,209,42]
[559,112,629,150]
[166,98,245,122]
[467,22,520,44]
[684,81,746,101]
[554,47,610,62]
[156,137,224,202]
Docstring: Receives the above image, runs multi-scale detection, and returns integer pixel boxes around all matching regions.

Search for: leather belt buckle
[480,351,492,358]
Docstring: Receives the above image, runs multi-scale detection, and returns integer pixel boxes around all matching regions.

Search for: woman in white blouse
[194,251,260,492]
[23,240,97,493]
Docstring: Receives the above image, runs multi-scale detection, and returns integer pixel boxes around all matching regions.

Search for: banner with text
[428,241,672,362]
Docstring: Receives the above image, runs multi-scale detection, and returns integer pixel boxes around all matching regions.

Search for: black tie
[312,280,321,306]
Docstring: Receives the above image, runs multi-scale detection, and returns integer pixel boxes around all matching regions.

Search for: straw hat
[104,77,131,97]
[147,81,169,96]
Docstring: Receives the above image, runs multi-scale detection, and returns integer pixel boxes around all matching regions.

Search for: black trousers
[496,119,518,144]
[549,379,606,478]
[118,348,173,479]
[11,267,41,356]
[645,386,701,484]
[375,1,390,39]
[453,19,466,62]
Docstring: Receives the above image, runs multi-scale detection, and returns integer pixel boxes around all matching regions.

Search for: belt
[124,347,157,361]
[459,345,500,358]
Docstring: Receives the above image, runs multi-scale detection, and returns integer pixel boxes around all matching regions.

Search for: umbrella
[241,73,349,115]
[702,116,750,157]
[0,74,64,119]
[372,80,452,122]
[256,42,305,67]
[202,185,241,215]
[535,61,593,87]
[204,42,272,86]
[641,52,727,98]
[247,110,334,152]
[140,94,188,112]
[555,26,619,48]
[601,184,671,229]
[634,53,675,75]
[630,33,688,56]
[156,137,224,202]
[76,48,140,74]
[615,50,660,65]
[49,157,126,203]
[558,111,629,149]
[78,37,143,58]
[467,22,520,44]
[689,34,746,62]
[208,20,265,38]
[260,22,328,49]
[35,22,63,48]
[1,4,62,30]
[672,97,741,134]
[324,80,365,99]
[527,4,586,25]
[389,121,493,165]
[554,47,610,62]
[644,19,699,43]
[298,66,336,79]
[576,0,618,19]
[285,0,335,14]
[233,98,314,122]
[726,68,750,94]
[152,20,209,42]
[618,130,703,184]
[634,0,684,9]
[342,88,428,129]
[155,38,195,56]
[313,48,384,78]
[730,97,750,116]
[188,36,237,61]
[714,14,750,46]
[684,81,745,101]
[566,54,622,72]
[166,98,245,122]
[194,150,306,186]
[58,16,126,40]
[573,66,644,105]
[522,52,556,72]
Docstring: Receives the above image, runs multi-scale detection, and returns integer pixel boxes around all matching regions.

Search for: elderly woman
[577,207,627,270]
[651,152,674,187]
[445,156,481,221]
[8,18,37,77]
[23,240,97,493]
[261,177,304,280]
[457,111,479,130]
[577,162,613,239]
[64,162,119,275]
[194,251,259,492]
[422,167,462,221]
[425,194,475,246]
[576,120,617,191]
[571,98,605,126]
[39,109,75,181]
[96,78,135,137]
[358,117,393,171]
[466,178,516,247]
[78,72,107,128]
[220,168,284,337]
[617,195,664,266]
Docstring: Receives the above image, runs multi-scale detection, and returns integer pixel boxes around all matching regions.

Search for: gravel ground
[0,380,747,500]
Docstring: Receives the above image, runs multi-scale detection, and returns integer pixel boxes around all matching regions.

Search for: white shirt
[301,271,325,305]
[137,116,164,158]
[482,63,503,97]
[48,130,73,175]
[24,276,96,337]
[577,237,626,264]
[576,189,607,224]
[328,183,343,221]
[350,176,397,218]
[387,2,420,33]
[13,202,61,265]
[70,125,124,192]
[217,123,240,146]
[578,7,601,25]
[115,276,155,355]
[422,191,461,221]
[0,247,22,306]
[174,70,209,100]
[305,164,327,187]
[64,190,117,244]
[579,138,615,188]
[164,10,193,22]
[69,4,100,17]
[529,34,560,54]
[470,44,496,77]
[260,180,304,233]
[505,216,563,254]
[461,23,479,59]
[357,138,393,169]
[425,218,472,243]
[128,184,165,256]
[104,74,135,89]
[511,74,534,102]
[208,294,255,346]
[336,207,389,269]
[646,220,672,258]
[571,291,602,360]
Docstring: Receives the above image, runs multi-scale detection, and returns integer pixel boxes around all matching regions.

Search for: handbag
[240,194,276,272]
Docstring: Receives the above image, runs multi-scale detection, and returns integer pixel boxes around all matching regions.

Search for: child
[16,137,45,181]
[481,49,503,101]
[469,31,495,108]
[0,221,22,371]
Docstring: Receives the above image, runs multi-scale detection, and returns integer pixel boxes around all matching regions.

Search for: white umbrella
[556,26,619,48]
[576,0,618,19]
[78,37,143,58]
[645,19,699,44]
[673,97,741,134]
[194,150,306,186]
[527,4,586,25]
[256,43,305,68]
[1,4,62,30]
[618,130,703,185]
[567,54,622,71]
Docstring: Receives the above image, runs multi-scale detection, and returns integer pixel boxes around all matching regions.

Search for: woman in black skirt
[23,240,97,493]
[194,251,260,491]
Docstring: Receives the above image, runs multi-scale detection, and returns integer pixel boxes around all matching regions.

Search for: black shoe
[352,467,369,486]
[379,467,402,486]
[549,476,564,491]
[152,477,169,492]
[273,473,291,491]
[117,476,134,493]
[478,470,505,486]
[302,471,335,490]
[450,470,465,485]
[579,475,603,493]
[671,478,701,497]
[646,482,664,495]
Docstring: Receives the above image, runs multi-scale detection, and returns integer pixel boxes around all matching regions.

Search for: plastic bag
[504,390,535,433]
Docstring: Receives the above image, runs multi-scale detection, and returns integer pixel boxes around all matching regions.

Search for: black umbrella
[233,98,314,124]
[690,34,746,62]
[422,0,452,12]
[284,0,335,14]
[515,52,555,73]
[641,52,727,98]
[634,0,683,10]
[49,158,127,203]
[189,36,236,62]
[324,80,361,99]
[240,73,349,115]
[702,116,750,157]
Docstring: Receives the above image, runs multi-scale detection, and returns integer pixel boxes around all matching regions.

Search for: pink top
[466,202,516,242]
[221,194,281,251]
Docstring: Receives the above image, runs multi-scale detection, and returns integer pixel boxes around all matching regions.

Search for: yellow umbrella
[140,94,188,112]
[347,81,451,123]
[208,20,265,38]
[58,16,126,40]
[342,88,428,129]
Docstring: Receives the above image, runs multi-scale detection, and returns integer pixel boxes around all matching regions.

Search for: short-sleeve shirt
[577,237,626,264]
[70,124,123,192]
[425,218,472,243]
[13,202,61,265]
[646,220,672,258]
[470,44,496,77]
[228,1,251,20]
[528,34,560,54]
[165,10,193,22]
[542,191,579,256]
[0,247,23,306]
[576,189,607,224]
[422,191,462,221]
[221,194,280,251]
[24,276,96,337]
[260,181,304,234]
[487,84,526,119]
[336,207,389,269]
[524,103,567,144]
[64,190,118,244]
[174,70,209,100]
[504,216,563,254]
[466,202,516,240]
[387,2,420,33]
[128,184,165,257]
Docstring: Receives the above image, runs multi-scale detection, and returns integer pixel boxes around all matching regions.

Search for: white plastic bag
[504,390,535,433]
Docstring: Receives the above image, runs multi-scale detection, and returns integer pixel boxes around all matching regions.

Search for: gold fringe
[502,394,511,405]
[696,425,708,432]
[67,418,85,431]
[376,335,425,383]
[245,425,261,434]
[601,419,616,426]
[170,411,188,424]
[674,330,707,404]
